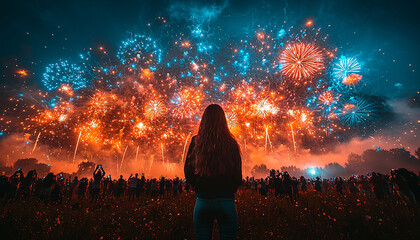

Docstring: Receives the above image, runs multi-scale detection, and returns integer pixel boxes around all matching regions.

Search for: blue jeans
[193,197,238,240]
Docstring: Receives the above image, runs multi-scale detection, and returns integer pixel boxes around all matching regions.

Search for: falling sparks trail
[31,132,41,154]
[290,123,297,154]
[73,131,82,163]
[264,125,273,152]
[161,143,165,163]
[149,157,154,172]
[120,145,129,171]
[135,145,139,163]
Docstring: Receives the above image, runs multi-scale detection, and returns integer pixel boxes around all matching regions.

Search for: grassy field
[1,190,419,239]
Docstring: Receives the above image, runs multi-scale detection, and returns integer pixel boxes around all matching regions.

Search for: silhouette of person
[259,178,268,196]
[128,173,139,201]
[314,176,322,192]
[18,169,37,200]
[335,177,344,195]
[282,172,293,201]
[78,178,88,199]
[300,176,307,192]
[184,104,242,240]
[91,165,105,202]
[116,175,125,198]
[9,168,24,201]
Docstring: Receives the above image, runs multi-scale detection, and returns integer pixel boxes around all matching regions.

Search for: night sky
[1,0,419,97]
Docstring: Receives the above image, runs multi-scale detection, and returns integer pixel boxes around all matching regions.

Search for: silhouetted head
[197,104,231,138]
[191,104,241,176]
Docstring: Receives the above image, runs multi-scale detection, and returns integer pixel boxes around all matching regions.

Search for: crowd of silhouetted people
[243,168,420,207]
[0,165,191,204]
[1,165,419,207]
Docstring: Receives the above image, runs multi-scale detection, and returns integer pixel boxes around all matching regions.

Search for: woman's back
[185,135,242,199]
[184,104,242,240]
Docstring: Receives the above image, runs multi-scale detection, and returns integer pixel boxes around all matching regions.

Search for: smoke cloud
[168,0,229,23]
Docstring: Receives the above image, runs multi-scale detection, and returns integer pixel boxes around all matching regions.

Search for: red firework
[280,42,324,80]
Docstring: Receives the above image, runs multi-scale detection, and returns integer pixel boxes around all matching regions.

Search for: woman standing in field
[184,104,242,240]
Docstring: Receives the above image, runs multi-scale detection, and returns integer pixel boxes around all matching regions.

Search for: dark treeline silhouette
[252,147,420,179]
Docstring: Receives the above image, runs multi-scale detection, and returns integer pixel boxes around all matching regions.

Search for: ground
[1,190,419,239]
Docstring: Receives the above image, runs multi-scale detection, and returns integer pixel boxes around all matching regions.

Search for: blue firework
[232,48,250,76]
[339,96,376,127]
[333,56,361,80]
[42,60,88,91]
[116,35,163,73]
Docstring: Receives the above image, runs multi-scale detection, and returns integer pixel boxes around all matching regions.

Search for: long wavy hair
[192,104,240,176]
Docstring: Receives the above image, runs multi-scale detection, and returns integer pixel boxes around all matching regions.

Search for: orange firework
[288,109,314,126]
[181,42,191,47]
[280,42,324,80]
[144,100,167,120]
[133,121,148,138]
[171,87,204,118]
[343,104,356,111]
[141,68,152,79]
[78,120,102,144]
[17,69,28,76]
[252,99,279,118]
[319,91,334,105]
[225,112,237,125]
[58,85,74,96]
[342,73,362,85]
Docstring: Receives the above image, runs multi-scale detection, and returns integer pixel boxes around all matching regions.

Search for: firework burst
[0,16,390,169]
[340,97,376,127]
[333,57,362,81]
[43,60,88,91]
[280,42,324,81]
[171,88,204,119]
[144,100,167,120]
[252,99,279,118]
[319,91,335,105]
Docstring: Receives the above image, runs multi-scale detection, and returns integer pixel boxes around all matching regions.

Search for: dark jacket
[184,136,242,199]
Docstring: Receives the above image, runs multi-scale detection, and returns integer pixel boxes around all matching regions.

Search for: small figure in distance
[78,177,88,200]
[91,164,105,202]
[314,176,322,192]
[116,175,125,198]
[335,177,344,195]
[9,168,24,201]
[259,178,268,196]
[18,169,37,201]
[128,173,139,201]
[300,176,307,192]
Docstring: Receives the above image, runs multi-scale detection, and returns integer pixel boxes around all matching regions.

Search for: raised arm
[93,165,99,176]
